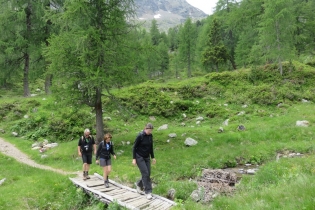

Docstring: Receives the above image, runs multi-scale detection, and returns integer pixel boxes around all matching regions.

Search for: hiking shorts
[100,158,111,167]
[82,153,93,164]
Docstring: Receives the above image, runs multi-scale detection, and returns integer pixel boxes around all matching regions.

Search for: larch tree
[214,0,240,70]
[257,0,296,75]
[178,18,196,78]
[44,0,136,143]
[0,0,48,96]
[150,19,160,46]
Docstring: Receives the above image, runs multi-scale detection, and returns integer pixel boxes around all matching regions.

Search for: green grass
[1,64,315,209]
[0,152,102,210]
[1,101,315,209]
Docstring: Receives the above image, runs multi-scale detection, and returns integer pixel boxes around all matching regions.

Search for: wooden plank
[143,199,166,210]
[70,177,140,210]
[112,192,138,200]
[118,195,142,203]
[107,189,127,196]
[153,201,173,210]
[99,188,118,193]
[124,195,145,205]
[86,180,104,187]
[94,173,139,193]
[125,197,152,208]
[70,174,176,210]
[137,199,160,209]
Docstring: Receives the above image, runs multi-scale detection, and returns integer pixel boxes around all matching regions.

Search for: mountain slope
[134,0,207,31]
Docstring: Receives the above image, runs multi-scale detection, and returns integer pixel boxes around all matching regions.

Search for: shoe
[135,182,144,195]
[105,181,109,188]
[83,172,87,181]
[86,172,90,179]
[146,193,153,200]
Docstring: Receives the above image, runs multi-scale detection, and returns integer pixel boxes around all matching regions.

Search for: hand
[132,159,136,166]
[96,160,99,164]
[152,158,156,164]
[113,155,116,160]
[78,152,82,157]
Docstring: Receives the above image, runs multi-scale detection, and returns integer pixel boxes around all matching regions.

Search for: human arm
[132,133,142,159]
[78,146,82,157]
[93,143,97,155]
[95,142,102,160]
[110,142,116,159]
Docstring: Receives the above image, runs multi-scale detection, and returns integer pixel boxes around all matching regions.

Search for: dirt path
[0,137,78,176]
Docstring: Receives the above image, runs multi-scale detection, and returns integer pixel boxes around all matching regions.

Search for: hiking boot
[83,172,87,181]
[146,193,153,200]
[86,171,90,179]
[105,181,109,188]
[135,182,144,195]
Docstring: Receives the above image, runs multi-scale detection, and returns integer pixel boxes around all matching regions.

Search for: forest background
[1,0,315,209]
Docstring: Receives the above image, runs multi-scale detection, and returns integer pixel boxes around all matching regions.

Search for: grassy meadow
[1,62,315,209]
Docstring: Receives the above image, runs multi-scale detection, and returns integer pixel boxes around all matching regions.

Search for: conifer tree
[0,0,48,96]
[178,18,196,77]
[202,18,228,72]
[257,0,295,75]
[44,0,136,142]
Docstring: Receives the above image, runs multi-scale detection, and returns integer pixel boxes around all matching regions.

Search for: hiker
[96,133,116,188]
[132,123,156,200]
[78,128,96,180]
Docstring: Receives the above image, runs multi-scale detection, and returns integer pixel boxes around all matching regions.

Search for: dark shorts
[82,153,93,164]
[100,158,111,167]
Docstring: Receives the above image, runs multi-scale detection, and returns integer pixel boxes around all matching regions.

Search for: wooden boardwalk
[70,173,176,210]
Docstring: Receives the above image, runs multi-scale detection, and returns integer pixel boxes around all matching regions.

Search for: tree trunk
[23,53,30,97]
[95,87,104,145]
[45,74,53,94]
[276,20,283,76]
[23,2,32,97]
[187,54,191,77]
[229,54,237,70]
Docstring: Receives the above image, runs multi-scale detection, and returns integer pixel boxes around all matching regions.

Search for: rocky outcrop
[134,0,207,31]
[135,0,206,18]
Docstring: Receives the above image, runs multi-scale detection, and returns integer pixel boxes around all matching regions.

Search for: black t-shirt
[78,135,95,154]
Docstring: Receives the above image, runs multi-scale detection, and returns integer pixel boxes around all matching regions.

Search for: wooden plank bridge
[69,173,176,210]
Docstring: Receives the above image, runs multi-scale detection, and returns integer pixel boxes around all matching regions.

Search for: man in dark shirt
[78,128,96,180]
[132,123,156,200]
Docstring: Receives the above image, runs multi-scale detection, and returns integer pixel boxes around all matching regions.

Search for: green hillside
[1,62,315,209]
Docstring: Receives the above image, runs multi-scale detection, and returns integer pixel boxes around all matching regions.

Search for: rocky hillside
[134,0,207,31]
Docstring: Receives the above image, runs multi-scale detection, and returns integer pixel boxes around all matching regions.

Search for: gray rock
[168,133,177,138]
[149,116,156,121]
[167,188,176,200]
[196,116,204,121]
[296,120,309,127]
[185,137,198,146]
[158,124,168,130]
[237,125,246,131]
[0,178,6,185]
